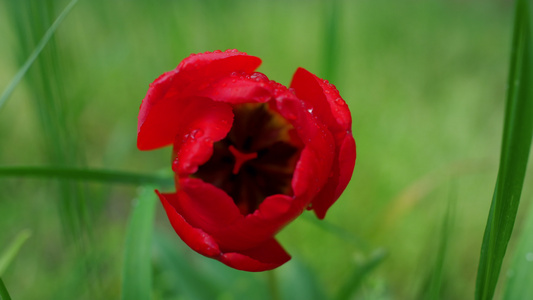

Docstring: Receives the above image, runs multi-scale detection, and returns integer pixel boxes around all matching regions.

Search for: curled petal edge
[157,191,291,271]
[311,133,356,219]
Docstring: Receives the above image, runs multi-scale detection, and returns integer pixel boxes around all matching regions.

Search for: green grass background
[0,0,531,299]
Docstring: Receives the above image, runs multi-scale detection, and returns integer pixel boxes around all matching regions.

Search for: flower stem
[267,270,281,300]
[0,277,12,300]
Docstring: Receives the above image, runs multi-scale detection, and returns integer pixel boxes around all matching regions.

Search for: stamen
[228,145,257,174]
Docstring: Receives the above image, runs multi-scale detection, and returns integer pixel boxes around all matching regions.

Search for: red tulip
[137,50,356,271]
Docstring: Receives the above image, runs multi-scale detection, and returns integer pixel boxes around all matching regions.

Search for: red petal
[219,238,291,272]
[289,68,356,218]
[170,98,233,175]
[273,92,336,201]
[138,50,260,150]
[311,134,356,219]
[167,178,294,251]
[194,72,274,104]
[158,190,221,258]
[290,68,352,136]
[177,49,261,77]
[139,96,233,152]
[214,194,296,250]
[176,178,243,232]
[158,190,291,272]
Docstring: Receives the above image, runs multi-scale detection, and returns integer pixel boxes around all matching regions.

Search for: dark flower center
[194,102,301,215]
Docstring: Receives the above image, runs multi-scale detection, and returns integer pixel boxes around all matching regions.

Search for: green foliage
[417,189,457,300]
[503,201,533,299]
[475,0,533,299]
[0,278,12,300]
[0,167,173,187]
[0,230,31,276]
[0,0,79,111]
[334,249,387,300]
[0,0,526,299]
[121,186,157,300]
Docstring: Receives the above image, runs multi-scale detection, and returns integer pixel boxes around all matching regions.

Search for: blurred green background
[0,0,531,299]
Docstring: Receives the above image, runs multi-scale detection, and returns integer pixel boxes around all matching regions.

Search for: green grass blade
[121,186,157,300]
[302,212,371,251]
[334,248,387,300]
[0,278,12,300]
[0,0,79,111]
[278,259,328,300]
[321,0,340,81]
[418,188,457,300]
[0,166,173,187]
[475,0,533,299]
[503,201,533,299]
[0,230,32,276]
[6,0,87,246]
[152,233,223,300]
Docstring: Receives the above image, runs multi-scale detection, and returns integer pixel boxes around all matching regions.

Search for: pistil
[228,145,257,174]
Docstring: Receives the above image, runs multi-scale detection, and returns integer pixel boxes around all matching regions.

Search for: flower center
[193,102,301,215]
[228,145,257,175]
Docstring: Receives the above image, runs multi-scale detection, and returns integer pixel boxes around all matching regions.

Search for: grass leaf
[302,212,371,251]
[278,259,328,300]
[152,232,223,300]
[418,188,456,300]
[0,278,12,300]
[0,230,32,276]
[334,248,387,300]
[121,186,157,300]
[0,166,173,187]
[0,0,79,111]
[503,201,533,299]
[321,0,340,81]
[475,0,533,299]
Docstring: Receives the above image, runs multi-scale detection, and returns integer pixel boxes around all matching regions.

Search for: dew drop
[191,129,204,139]
[335,98,345,106]
[250,72,268,82]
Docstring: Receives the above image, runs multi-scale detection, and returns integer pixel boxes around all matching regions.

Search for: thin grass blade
[0,166,173,187]
[321,0,340,81]
[152,232,222,300]
[0,0,79,111]
[418,188,457,300]
[278,259,328,300]
[334,248,387,300]
[302,212,371,251]
[475,0,533,298]
[0,230,32,276]
[121,186,157,300]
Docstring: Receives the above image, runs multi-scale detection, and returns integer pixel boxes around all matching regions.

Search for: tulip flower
[137,50,356,271]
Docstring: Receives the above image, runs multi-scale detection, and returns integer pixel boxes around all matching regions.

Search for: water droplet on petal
[335,98,346,106]
[191,129,204,139]
[249,72,268,82]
